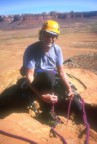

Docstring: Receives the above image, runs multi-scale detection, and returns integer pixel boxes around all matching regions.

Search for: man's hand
[41,93,58,104]
[66,88,74,100]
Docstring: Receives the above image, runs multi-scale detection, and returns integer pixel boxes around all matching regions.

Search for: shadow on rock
[86,104,97,132]
[1,78,97,133]
[0,78,33,119]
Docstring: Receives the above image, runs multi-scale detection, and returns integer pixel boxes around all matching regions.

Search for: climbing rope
[50,103,67,144]
[50,127,67,144]
[66,97,73,124]
[0,96,90,144]
[80,98,90,144]
[0,130,37,144]
[66,96,90,144]
[50,95,90,144]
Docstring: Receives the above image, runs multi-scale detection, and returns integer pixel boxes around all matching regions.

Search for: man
[21,20,82,126]
[23,20,74,105]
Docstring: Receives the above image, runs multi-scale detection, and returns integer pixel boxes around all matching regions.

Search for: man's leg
[32,71,56,93]
[31,71,61,126]
[31,71,56,110]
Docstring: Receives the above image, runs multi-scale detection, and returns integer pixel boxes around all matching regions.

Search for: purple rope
[0,98,89,144]
[0,130,37,144]
[51,127,67,144]
[50,103,67,144]
[66,98,73,124]
[51,103,63,123]
[80,98,90,144]
[66,97,90,144]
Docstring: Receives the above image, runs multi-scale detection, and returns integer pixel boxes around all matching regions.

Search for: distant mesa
[0,11,97,30]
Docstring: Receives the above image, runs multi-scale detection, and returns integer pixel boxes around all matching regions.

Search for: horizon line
[0,10,97,16]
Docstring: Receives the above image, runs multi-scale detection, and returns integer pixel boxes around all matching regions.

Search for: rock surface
[0,68,97,144]
[0,113,97,144]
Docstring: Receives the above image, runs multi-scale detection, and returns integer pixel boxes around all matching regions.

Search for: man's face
[42,32,57,48]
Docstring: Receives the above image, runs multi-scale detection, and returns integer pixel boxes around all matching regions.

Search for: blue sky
[0,0,97,15]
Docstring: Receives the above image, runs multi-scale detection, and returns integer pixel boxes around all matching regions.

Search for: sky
[0,0,97,15]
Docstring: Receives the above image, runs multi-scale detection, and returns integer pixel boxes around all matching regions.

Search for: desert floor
[0,27,97,144]
[0,28,97,74]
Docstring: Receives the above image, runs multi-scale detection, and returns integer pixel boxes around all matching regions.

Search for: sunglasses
[44,32,57,38]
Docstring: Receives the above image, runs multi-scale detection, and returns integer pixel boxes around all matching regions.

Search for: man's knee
[32,71,56,92]
[20,66,26,76]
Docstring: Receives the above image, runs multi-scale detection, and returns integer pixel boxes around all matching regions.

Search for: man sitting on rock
[21,20,82,125]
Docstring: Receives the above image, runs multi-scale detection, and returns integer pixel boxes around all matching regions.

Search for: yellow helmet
[42,20,60,35]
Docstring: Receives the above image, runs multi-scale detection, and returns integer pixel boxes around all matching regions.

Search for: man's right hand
[41,94,58,104]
